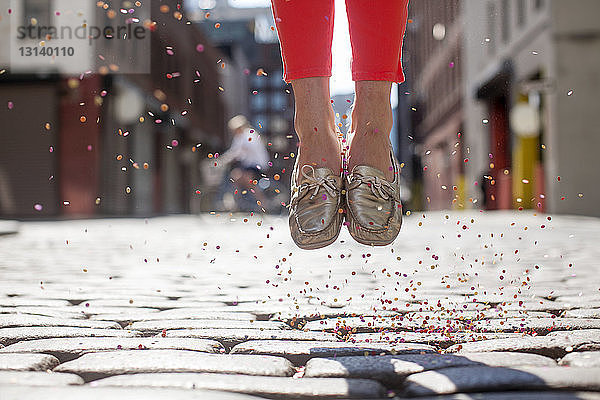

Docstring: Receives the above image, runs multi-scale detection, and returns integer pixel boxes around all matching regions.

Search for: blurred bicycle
[205,115,273,212]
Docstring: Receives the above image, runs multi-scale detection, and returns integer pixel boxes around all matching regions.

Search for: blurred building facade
[0,0,227,218]
[463,0,600,216]
[407,0,600,216]
[403,1,463,211]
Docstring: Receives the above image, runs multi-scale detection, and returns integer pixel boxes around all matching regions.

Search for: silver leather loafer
[289,164,343,250]
[345,151,402,246]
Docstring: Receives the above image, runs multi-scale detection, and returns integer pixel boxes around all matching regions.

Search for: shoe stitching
[290,165,339,208]
[289,164,343,238]
[344,154,402,234]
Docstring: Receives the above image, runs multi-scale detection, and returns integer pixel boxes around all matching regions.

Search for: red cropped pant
[271,0,409,83]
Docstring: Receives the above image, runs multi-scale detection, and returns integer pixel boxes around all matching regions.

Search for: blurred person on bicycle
[218,115,270,211]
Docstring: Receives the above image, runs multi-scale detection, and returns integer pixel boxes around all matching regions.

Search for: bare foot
[291,77,341,178]
[347,81,394,181]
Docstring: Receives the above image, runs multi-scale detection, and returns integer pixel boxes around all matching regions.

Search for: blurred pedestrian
[219,115,270,211]
[271,0,409,249]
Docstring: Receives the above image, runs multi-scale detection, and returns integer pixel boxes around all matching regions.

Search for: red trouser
[271,0,409,83]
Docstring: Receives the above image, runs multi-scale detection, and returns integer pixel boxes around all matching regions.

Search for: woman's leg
[271,0,340,174]
[346,0,409,181]
[348,81,395,180]
[271,0,334,82]
[291,77,341,174]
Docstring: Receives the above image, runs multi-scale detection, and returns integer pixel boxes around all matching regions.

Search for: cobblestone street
[1,211,599,399]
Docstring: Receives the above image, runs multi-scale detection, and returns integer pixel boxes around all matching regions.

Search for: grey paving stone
[91,373,385,399]
[0,292,88,305]
[486,310,555,318]
[403,366,600,396]
[447,336,566,358]
[0,327,142,346]
[81,299,227,310]
[0,337,224,362]
[549,301,600,310]
[75,306,161,315]
[538,288,596,299]
[75,307,162,325]
[0,353,59,371]
[304,352,555,382]
[230,339,435,365]
[0,307,87,319]
[54,350,295,381]
[0,370,84,386]
[395,310,551,321]
[546,329,600,342]
[0,220,18,235]
[448,329,600,358]
[301,309,549,334]
[303,315,463,333]
[160,328,339,348]
[129,319,289,332]
[563,309,600,318]
[556,296,600,306]
[177,294,269,304]
[77,294,182,302]
[348,331,525,349]
[272,305,414,322]
[283,309,551,328]
[93,309,257,323]
[151,309,257,320]
[88,313,170,325]
[560,352,600,367]
[210,304,300,320]
[469,317,600,333]
[406,392,600,400]
[457,351,557,367]
[73,293,188,301]
[493,301,577,312]
[0,298,71,307]
[0,386,264,400]
[0,315,121,329]
[305,354,474,382]
[408,300,490,312]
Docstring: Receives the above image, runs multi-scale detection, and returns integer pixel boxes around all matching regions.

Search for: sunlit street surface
[1,211,600,399]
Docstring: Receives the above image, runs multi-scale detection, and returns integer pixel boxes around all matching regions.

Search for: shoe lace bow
[348,173,399,202]
[292,165,338,204]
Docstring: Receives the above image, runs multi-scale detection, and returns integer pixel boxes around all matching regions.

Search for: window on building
[535,0,545,10]
[487,1,496,55]
[251,74,267,89]
[269,70,285,88]
[253,114,268,132]
[199,0,216,10]
[22,0,51,28]
[250,92,267,112]
[517,0,526,27]
[270,92,287,111]
[501,0,510,43]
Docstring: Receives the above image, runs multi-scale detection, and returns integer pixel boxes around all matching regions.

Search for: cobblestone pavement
[1,211,599,399]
